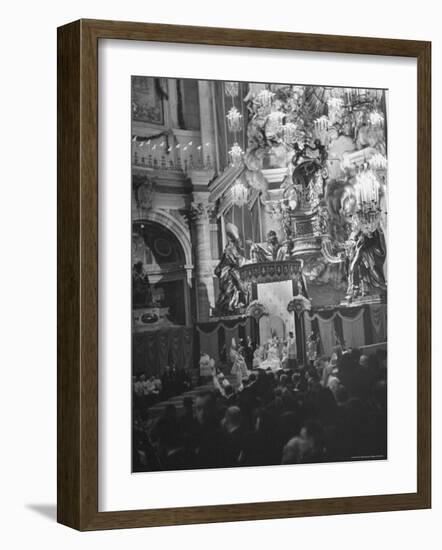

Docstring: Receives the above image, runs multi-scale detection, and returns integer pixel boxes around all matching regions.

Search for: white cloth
[231,350,250,387]
[287,337,297,359]
[259,344,282,372]
[199,353,212,377]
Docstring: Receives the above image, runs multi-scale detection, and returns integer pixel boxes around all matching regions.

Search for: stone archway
[132,218,192,327]
[133,209,193,269]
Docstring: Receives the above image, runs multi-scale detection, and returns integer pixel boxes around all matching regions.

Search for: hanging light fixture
[228,142,243,166]
[224,81,239,97]
[255,89,275,108]
[369,109,384,127]
[314,115,329,133]
[226,106,243,132]
[369,152,388,170]
[282,122,298,144]
[231,179,248,206]
[351,169,384,235]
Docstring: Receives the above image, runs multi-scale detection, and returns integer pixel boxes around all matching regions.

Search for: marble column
[189,169,216,322]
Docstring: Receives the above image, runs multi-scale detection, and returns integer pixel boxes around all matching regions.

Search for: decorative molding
[239,259,303,285]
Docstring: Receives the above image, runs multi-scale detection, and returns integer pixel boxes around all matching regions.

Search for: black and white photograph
[131,76,388,472]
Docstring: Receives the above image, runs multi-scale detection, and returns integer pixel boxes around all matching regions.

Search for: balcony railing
[131,129,214,173]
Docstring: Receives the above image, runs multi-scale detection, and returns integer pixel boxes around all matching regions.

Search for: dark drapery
[213,81,248,170]
[133,327,194,376]
[307,303,387,356]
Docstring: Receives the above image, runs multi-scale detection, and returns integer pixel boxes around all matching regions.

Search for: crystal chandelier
[224,81,239,97]
[369,109,384,127]
[282,122,298,144]
[369,152,388,170]
[327,96,344,125]
[351,169,383,235]
[229,142,243,166]
[255,89,275,108]
[231,179,248,206]
[226,106,243,132]
[314,115,329,132]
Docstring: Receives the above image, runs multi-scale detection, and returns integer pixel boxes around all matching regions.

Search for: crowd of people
[133,365,192,410]
[133,343,387,472]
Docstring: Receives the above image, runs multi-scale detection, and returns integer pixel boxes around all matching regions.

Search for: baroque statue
[214,223,249,315]
[250,230,281,262]
[344,228,387,301]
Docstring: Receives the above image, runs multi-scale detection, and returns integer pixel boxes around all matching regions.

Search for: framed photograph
[57,19,431,530]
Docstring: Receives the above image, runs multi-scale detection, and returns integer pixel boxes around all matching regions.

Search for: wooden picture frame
[57,18,431,531]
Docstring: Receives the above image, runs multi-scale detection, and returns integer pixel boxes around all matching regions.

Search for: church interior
[131,77,387,382]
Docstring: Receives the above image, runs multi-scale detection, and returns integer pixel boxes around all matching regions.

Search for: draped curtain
[316,316,336,357]
[308,304,381,356]
[225,326,239,357]
[341,309,366,349]
[369,304,387,343]
[133,327,194,376]
[182,328,193,370]
[213,81,248,171]
[169,330,183,370]
[199,330,220,365]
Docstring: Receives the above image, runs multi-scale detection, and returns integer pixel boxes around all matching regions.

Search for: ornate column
[189,169,216,322]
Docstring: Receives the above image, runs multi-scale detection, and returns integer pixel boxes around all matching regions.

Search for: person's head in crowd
[300,419,325,458]
[317,356,328,375]
[291,372,300,388]
[273,387,283,399]
[223,406,242,433]
[289,331,294,339]
[279,374,289,388]
[195,390,217,426]
[359,354,369,368]
[306,367,320,386]
[139,374,146,382]
[281,436,304,464]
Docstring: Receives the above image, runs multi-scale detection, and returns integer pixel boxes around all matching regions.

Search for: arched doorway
[132,220,191,327]
[132,220,194,377]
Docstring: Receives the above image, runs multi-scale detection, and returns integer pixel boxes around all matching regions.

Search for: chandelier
[255,89,275,108]
[282,122,298,144]
[369,109,384,127]
[224,81,239,97]
[314,115,329,133]
[231,179,248,206]
[351,169,383,235]
[229,142,243,166]
[369,152,387,170]
[226,106,243,132]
